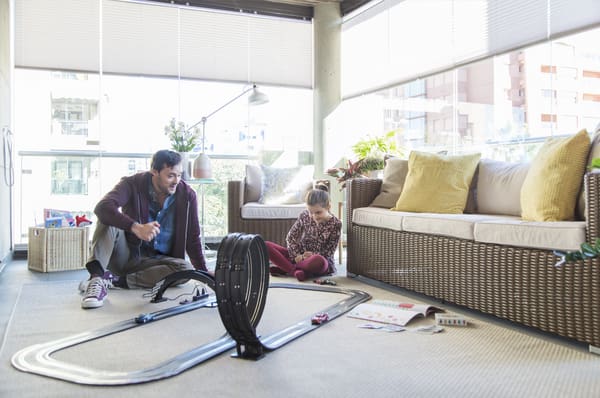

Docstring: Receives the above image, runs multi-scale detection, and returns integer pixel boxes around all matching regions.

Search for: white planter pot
[193,153,212,179]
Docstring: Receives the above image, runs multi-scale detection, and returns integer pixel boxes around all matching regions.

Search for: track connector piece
[233,342,265,360]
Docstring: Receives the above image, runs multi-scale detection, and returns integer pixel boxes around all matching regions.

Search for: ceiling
[264,0,341,5]
[148,0,371,19]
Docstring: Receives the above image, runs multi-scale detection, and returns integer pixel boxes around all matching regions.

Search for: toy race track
[11,233,371,385]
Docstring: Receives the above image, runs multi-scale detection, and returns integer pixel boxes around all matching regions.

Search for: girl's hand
[295,255,303,263]
[303,251,313,259]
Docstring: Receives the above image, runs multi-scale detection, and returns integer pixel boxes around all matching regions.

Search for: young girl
[266,183,342,281]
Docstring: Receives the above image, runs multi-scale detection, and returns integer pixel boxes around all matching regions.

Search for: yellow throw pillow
[521,129,591,221]
[392,151,481,214]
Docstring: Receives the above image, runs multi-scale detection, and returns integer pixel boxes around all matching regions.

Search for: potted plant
[326,159,367,190]
[164,117,201,179]
[164,117,200,152]
[357,156,385,177]
[352,130,403,159]
[352,130,404,176]
[327,130,404,189]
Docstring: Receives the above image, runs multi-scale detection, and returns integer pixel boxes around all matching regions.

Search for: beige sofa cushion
[353,206,586,251]
[244,164,262,203]
[352,207,405,231]
[402,213,510,241]
[474,219,586,251]
[476,159,529,216]
[370,158,408,208]
[521,129,591,221]
[464,165,479,214]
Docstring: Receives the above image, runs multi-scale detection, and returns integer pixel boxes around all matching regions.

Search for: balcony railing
[15,150,249,245]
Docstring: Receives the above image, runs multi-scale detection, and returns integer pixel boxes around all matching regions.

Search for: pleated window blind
[15,0,313,88]
[342,0,600,98]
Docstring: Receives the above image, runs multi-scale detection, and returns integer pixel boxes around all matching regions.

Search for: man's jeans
[88,221,193,288]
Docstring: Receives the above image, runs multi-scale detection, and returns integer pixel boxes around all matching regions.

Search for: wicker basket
[28,227,89,272]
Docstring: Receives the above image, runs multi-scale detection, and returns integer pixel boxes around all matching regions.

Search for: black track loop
[214,233,242,336]
[215,233,270,359]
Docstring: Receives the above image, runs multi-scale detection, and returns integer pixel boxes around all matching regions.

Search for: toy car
[311,312,329,325]
[313,279,337,286]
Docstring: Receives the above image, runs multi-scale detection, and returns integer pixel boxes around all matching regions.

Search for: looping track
[11,233,370,385]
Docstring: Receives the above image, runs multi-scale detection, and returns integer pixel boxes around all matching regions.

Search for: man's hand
[302,251,313,259]
[131,221,161,242]
[295,255,303,264]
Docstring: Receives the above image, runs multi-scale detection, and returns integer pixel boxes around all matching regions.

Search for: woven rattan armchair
[227,175,330,247]
[227,180,300,247]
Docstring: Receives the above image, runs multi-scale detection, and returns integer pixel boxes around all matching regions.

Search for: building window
[541,89,556,98]
[541,65,557,74]
[557,91,577,104]
[51,98,98,136]
[557,66,577,80]
[583,93,600,102]
[51,159,88,195]
[583,70,600,79]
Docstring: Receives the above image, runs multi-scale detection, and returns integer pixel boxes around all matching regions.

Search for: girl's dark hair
[305,183,330,207]
[151,150,182,171]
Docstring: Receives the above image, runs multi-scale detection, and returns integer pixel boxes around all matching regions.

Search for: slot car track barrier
[11,233,371,385]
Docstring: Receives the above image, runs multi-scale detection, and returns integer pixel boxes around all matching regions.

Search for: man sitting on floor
[80,149,207,309]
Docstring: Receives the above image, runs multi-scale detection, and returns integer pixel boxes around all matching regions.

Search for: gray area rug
[1,276,600,398]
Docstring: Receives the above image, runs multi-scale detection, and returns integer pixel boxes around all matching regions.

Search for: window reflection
[328,27,600,168]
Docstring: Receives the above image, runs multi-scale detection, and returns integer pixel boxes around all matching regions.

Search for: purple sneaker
[81,276,109,309]
[78,271,115,293]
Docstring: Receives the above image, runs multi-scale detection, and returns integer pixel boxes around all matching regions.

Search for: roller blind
[342,0,600,98]
[15,0,313,88]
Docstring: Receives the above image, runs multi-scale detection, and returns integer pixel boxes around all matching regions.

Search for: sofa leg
[589,345,600,355]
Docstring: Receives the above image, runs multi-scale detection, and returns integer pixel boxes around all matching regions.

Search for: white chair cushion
[241,202,305,219]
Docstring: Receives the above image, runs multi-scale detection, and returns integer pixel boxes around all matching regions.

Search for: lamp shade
[248,87,269,106]
[193,153,212,179]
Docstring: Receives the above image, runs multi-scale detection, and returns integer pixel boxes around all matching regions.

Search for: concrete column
[313,3,341,179]
[0,0,13,263]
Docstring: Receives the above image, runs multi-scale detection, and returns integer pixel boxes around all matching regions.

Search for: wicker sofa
[345,148,600,348]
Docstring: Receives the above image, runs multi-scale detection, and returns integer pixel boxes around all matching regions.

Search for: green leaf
[581,243,598,258]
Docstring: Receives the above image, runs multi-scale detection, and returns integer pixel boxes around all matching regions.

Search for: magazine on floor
[347,299,443,326]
